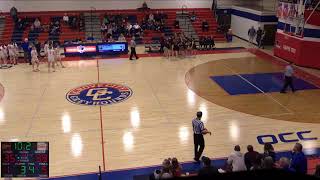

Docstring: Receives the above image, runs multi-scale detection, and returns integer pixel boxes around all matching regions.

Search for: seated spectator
[34,18,41,30]
[103,15,109,25]
[63,13,69,24]
[209,36,215,49]
[262,156,274,170]
[190,11,197,22]
[149,13,155,22]
[174,20,179,29]
[198,156,219,177]
[263,143,276,162]
[202,20,209,32]
[107,36,114,42]
[315,165,320,178]
[101,24,107,34]
[171,158,182,177]
[161,159,173,179]
[227,145,247,172]
[290,143,307,174]
[118,34,126,42]
[244,145,260,170]
[278,157,295,172]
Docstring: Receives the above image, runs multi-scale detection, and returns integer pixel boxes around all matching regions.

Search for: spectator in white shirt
[34,18,41,30]
[149,13,154,22]
[227,145,247,172]
[63,13,69,24]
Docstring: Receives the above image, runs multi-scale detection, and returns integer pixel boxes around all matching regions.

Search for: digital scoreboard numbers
[1,142,49,178]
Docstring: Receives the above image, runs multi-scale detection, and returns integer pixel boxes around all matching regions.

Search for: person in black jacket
[198,156,219,177]
[244,145,261,170]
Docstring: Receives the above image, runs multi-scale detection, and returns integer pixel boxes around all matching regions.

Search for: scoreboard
[1,142,49,178]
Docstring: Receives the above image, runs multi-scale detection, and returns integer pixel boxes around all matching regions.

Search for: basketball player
[0,45,7,67]
[31,46,40,72]
[54,44,65,68]
[47,44,55,73]
[8,43,17,65]
[14,42,19,64]
[192,111,211,162]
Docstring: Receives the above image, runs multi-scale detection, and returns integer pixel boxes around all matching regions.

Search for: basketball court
[0,38,320,178]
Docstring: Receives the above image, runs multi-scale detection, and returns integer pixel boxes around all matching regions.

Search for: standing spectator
[278,157,295,172]
[198,156,219,177]
[281,62,295,93]
[244,145,260,170]
[21,38,32,65]
[262,156,274,170]
[256,27,263,48]
[174,20,179,29]
[290,143,307,174]
[315,165,320,178]
[263,143,276,162]
[171,158,182,177]
[227,145,247,172]
[192,111,212,162]
[248,26,256,45]
[10,6,18,22]
[63,13,69,24]
[129,37,138,60]
[202,20,209,32]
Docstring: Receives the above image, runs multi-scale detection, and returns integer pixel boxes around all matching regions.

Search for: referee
[192,111,211,162]
[129,37,139,60]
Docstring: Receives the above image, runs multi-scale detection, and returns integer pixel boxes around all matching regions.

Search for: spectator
[174,20,179,29]
[262,156,274,170]
[248,26,256,45]
[34,18,41,30]
[227,145,247,172]
[250,157,262,171]
[198,156,219,177]
[290,143,307,174]
[202,20,209,32]
[149,13,155,22]
[278,157,295,172]
[142,1,149,10]
[263,143,276,162]
[256,27,263,48]
[10,6,18,22]
[209,36,215,49]
[171,158,182,177]
[118,34,126,42]
[161,159,173,179]
[63,13,69,24]
[315,165,320,178]
[190,11,197,22]
[244,145,260,170]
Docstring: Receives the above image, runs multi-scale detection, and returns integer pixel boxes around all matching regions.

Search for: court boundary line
[222,64,294,114]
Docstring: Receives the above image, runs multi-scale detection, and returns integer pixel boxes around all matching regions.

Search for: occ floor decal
[66,83,133,106]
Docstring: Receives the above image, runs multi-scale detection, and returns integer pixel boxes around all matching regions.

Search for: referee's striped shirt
[192,118,204,135]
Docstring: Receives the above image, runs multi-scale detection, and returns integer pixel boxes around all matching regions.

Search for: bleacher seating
[0,8,224,45]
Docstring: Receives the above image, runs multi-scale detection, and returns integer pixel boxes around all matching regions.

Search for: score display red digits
[3,154,16,163]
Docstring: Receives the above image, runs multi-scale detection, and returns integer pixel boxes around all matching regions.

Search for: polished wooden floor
[0,45,320,177]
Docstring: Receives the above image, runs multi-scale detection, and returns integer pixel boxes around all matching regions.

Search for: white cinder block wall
[0,0,213,12]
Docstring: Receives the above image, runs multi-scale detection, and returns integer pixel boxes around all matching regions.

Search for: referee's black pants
[130,47,138,60]
[281,76,295,93]
[194,134,205,161]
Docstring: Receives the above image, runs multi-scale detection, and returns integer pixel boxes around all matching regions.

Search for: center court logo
[66,83,133,106]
